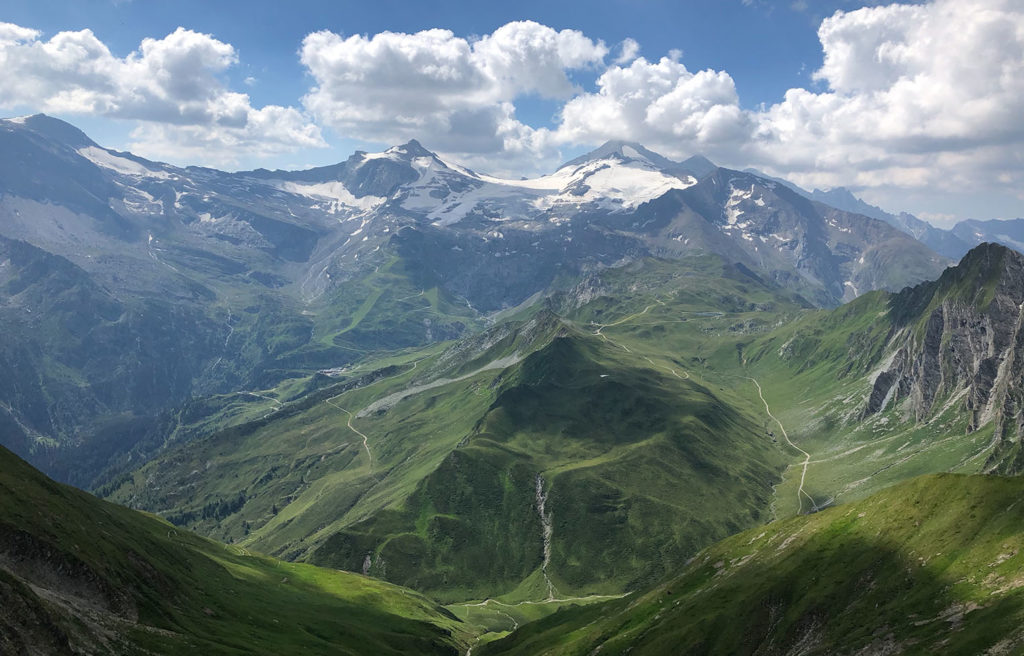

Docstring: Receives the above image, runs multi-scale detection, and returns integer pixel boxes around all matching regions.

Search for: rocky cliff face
[864,243,1024,470]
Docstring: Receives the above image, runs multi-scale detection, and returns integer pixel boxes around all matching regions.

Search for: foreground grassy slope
[0,445,467,655]
[481,473,1024,655]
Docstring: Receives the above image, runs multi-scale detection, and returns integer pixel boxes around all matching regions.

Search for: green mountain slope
[480,473,1024,655]
[106,245,1024,617]
[107,256,804,602]
[0,444,467,655]
[311,329,786,600]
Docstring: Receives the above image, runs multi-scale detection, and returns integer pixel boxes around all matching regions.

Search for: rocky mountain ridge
[864,243,1024,471]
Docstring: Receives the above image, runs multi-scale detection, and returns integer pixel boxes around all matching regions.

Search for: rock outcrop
[863,243,1024,470]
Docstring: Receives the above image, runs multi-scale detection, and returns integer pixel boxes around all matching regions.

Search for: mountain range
[0,114,952,479]
[4,114,1024,653]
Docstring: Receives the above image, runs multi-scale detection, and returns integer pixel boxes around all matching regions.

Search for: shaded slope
[0,444,466,655]
[481,473,1024,655]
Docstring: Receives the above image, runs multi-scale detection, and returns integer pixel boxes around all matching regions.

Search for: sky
[1,0,1022,225]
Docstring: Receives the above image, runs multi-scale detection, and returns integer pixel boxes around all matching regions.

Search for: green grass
[0,445,469,655]
[111,260,797,604]
[480,473,1024,655]
[105,250,1019,630]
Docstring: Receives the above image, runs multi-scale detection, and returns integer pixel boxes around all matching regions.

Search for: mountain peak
[890,242,1024,325]
[558,143,717,181]
[678,154,717,178]
[390,139,437,159]
[956,241,1023,274]
[3,113,96,149]
[560,140,672,171]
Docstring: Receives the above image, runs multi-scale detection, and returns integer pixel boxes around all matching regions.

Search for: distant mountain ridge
[743,166,1023,259]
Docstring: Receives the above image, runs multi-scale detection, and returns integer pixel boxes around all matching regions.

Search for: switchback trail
[590,300,663,353]
[746,376,816,514]
[320,356,429,471]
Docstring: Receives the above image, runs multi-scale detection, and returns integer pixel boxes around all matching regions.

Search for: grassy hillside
[106,256,805,603]
[311,329,787,600]
[481,473,1024,655]
[0,444,468,655]
[107,249,1024,614]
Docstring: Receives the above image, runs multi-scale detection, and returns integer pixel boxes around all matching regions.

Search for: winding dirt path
[591,302,663,353]
[325,399,373,470]
[746,376,816,514]
[643,355,689,380]
[590,299,693,380]
[241,391,283,408]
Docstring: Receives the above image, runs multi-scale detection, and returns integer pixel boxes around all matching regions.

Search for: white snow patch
[621,145,646,160]
[359,149,401,163]
[276,181,384,212]
[725,183,755,225]
[479,157,693,211]
[78,146,170,179]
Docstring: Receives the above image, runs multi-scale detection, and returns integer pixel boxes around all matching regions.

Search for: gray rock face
[863,244,1024,469]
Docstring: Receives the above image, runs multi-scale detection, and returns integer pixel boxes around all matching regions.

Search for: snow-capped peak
[358,139,441,166]
[559,140,670,171]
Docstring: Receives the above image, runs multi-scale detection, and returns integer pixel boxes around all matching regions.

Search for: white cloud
[3,5,1022,218]
[555,54,752,156]
[300,20,606,173]
[746,0,1024,197]
[0,23,323,165]
[613,37,640,65]
[542,0,1024,219]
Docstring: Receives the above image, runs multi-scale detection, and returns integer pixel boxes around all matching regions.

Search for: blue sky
[4,1,842,107]
[1,0,1021,224]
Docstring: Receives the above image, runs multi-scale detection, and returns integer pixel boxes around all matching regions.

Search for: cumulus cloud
[747,0,1024,199]
[555,53,751,155]
[613,38,640,65]
[0,23,323,164]
[300,20,606,173]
